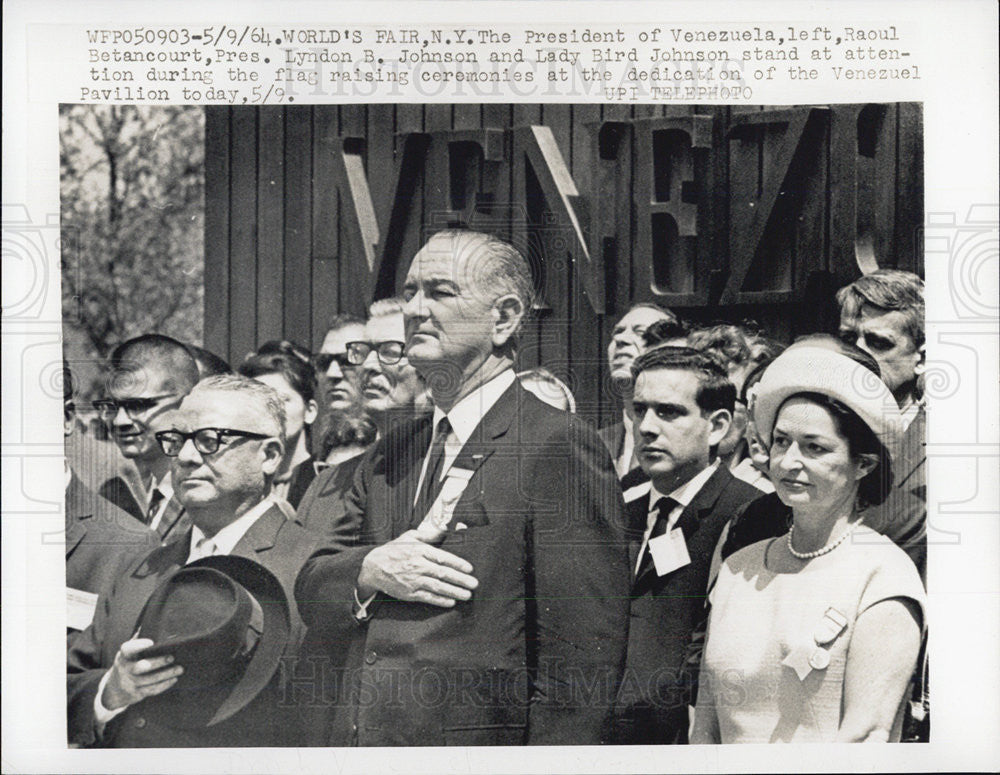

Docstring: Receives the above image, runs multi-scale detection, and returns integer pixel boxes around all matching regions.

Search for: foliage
[60,105,205,390]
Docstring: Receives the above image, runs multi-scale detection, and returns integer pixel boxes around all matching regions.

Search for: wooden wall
[204,103,923,427]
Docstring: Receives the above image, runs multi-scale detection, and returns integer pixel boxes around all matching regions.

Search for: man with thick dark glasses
[315,313,365,415]
[68,374,323,747]
[96,335,200,543]
[297,298,431,538]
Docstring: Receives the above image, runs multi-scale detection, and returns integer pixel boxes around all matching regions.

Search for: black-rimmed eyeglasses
[154,427,271,457]
[93,394,178,421]
[313,352,353,372]
[346,340,405,365]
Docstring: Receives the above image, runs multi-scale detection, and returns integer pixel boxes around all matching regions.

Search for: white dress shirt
[146,471,174,532]
[413,368,517,501]
[635,461,720,577]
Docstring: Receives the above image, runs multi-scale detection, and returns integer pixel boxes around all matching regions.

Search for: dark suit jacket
[65,475,159,606]
[67,504,322,747]
[295,454,365,539]
[295,382,632,746]
[612,465,759,744]
[721,407,927,581]
[99,475,192,545]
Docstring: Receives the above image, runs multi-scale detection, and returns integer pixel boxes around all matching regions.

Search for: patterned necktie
[637,496,678,578]
[145,488,164,526]
[413,416,452,522]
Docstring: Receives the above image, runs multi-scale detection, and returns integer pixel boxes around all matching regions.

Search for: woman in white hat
[691,346,925,743]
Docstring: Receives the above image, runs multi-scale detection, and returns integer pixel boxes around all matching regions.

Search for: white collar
[897,397,923,431]
[432,369,516,445]
[149,470,174,502]
[648,460,720,513]
[187,497,274,561]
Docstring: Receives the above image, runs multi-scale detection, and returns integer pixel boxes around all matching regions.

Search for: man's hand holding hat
[101,637,183,711]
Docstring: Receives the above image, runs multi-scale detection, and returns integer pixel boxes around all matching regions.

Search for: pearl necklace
[786,522,859,559]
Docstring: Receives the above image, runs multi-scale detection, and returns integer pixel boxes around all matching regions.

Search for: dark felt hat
[134,555,291,728]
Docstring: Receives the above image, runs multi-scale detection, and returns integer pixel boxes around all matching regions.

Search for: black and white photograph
[58,101,929,749]
[3,3,998,774]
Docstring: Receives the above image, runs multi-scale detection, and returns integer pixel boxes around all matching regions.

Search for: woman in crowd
[692,344,924,743]
[238,340,319,510]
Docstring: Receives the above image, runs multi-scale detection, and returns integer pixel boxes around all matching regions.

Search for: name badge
[67,587,99,631]
[424,467,476,531]
[648,529,691,576]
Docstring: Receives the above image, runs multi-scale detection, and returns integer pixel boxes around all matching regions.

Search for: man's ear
[913,342,926,376]
[260,438,285,476]
[491,293,525,348]
[63,402,75,437]
[304,399,319,426]
[706,408,733,448]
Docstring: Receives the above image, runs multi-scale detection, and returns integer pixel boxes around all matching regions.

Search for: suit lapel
[156,496,188,542]
[407,383,521,529]
[232,504,284,560]
[631,466,733,592]
[390,416,433,537]
[625,493,650,581]
[64,475,89,558]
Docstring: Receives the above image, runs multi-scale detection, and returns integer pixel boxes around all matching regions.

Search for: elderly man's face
[319,323,364,412]
[171,389,281,514]
[838,303,923,400]
[607,307,672,383]
[402,236,497,380]
[358,312,426,416]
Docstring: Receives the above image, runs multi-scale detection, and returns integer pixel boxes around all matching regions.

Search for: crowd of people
[64,229,928,747]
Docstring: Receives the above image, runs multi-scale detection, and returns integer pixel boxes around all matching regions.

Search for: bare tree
[60,105,204,395]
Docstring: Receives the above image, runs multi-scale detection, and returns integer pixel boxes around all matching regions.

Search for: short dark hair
[239,341,317,404]
[631,346,736,415]
[779,391,892,508]
[836,269,925,347]
[109,334,200,393]
[186,344,232,378]
[642,318,690,348]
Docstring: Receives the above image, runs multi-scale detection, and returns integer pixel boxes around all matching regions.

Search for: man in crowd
[600,302,678,478]
[837,269,926,575]
[611,347,760,744]
[295,229,631,746]
[316,312,365,415]
[297,298,431,538]
[62,365,158,636]
[68,375,322,746]
[96,335,200,543]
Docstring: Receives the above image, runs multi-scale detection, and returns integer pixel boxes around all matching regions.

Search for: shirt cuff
[93,669,129,731]
[353,588,378,622]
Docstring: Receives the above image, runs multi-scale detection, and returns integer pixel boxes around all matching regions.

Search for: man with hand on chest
[295,229,631,747]
[611,346,760,745]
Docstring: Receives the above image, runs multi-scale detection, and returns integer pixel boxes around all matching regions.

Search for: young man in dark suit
[68,375,322,747]
[95,335,201,543]
[62,367,158,635]
[295,230,631,746]
[611,346,760,744]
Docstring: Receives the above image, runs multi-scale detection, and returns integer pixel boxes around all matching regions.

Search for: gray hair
[188,374,287,446]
